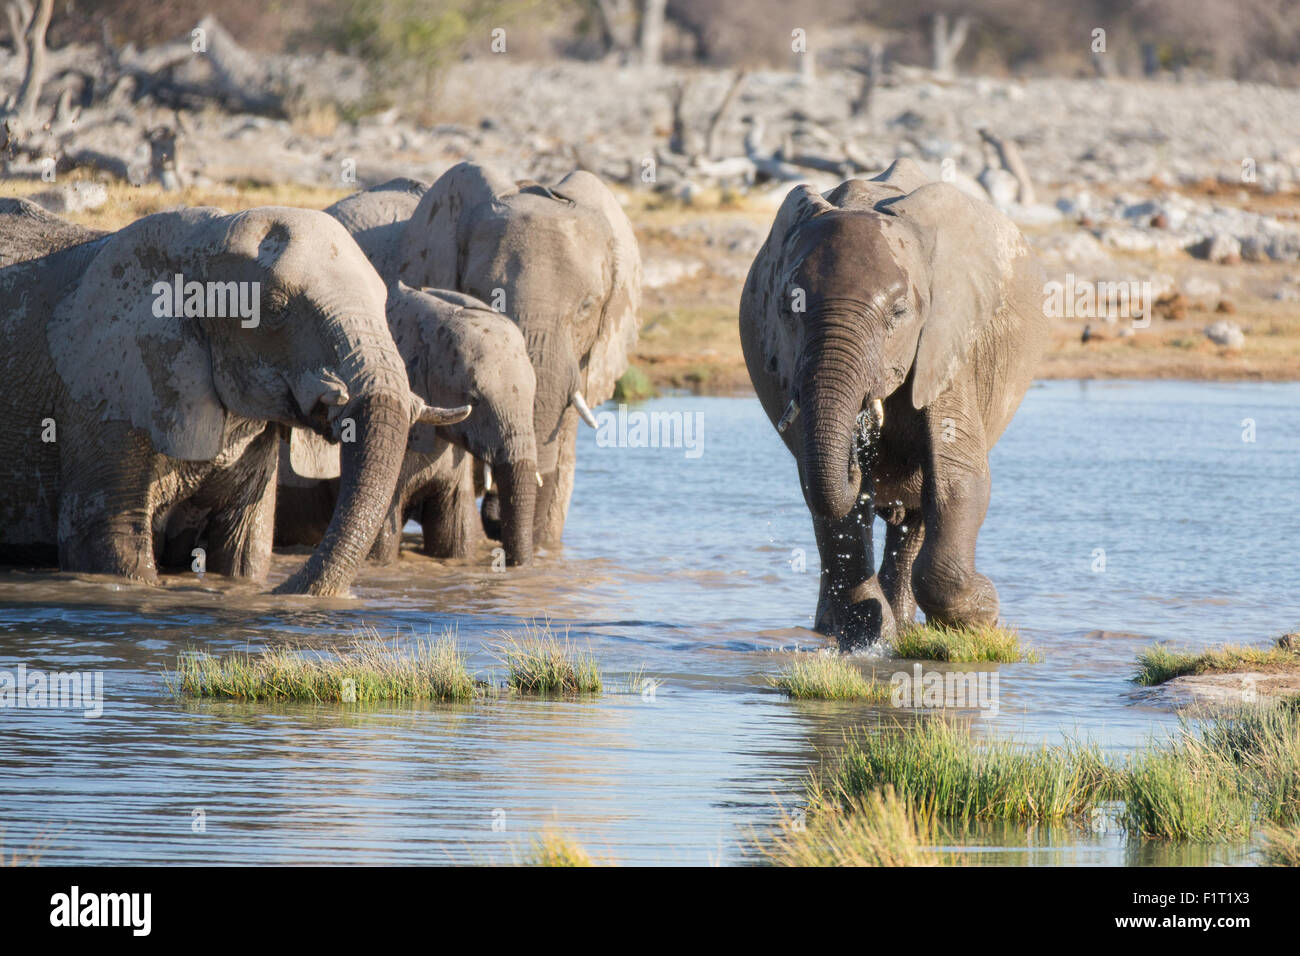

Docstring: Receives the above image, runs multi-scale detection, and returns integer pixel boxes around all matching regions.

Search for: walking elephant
[276,285,538,567]
[328,163,642,551]
[740,159,1048,649]
[0,204,469,596]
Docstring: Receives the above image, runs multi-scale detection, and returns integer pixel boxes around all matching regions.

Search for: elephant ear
[46,209,231,461]
[396,162,517,292]
[287,428,341,480]
[553,169,642,407]
[880,182,1035,410]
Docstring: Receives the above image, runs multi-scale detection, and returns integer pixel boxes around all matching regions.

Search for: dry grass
[518,832,597,867]
[764,787,954,867]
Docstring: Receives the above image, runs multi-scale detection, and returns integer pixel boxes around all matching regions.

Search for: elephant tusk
[536,471,544,488]
[483,459,492,493]
[869,397,885,429]
[417,402,473,426]
[571,391,598,428]
[777,399,799,433]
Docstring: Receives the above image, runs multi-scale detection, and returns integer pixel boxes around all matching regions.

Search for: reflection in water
[0,382,1296,864]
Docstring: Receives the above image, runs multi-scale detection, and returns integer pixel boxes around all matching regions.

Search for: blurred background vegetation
[13,0,1300,84]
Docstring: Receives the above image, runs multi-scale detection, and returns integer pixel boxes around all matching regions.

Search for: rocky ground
[5,52,1300,393]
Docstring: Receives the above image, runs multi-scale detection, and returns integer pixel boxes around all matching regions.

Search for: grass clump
[612,364,657,403]
[520,832,595,867]
[764,787,952,867]
[1119,744,1253,841]
[812,719,1106,823]
[495,625,601,695]
[890,623,1038,663]
[1199,696,1300,825]
[769,655,891,702]
[1134,640,1300,686]
[172,630,476,703]
[1260,825,1300,866]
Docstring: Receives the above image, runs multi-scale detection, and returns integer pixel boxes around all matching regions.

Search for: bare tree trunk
[639,0,665,67]
[705,69,747,160]
[13,0,51,123]
[929,12,969,78]
[595,0,637,62]
[978,128,1035,206]
[851,42,884,118]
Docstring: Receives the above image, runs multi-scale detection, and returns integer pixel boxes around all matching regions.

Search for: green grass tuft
[611,364,658,403]
[495,624,602,695]
[769,655,891,701]
[1134,641,1300,686]
[172,630,477,703]
[1119,744,1253,841]
[764,787,954,866]
[811,719,1106,823]
[890,623,1038,663]
[520,832,596,866]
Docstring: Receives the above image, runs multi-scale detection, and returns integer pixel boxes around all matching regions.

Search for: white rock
[1204,320,1245,348]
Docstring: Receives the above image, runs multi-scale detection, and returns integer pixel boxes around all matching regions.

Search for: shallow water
[1,380,1296,865]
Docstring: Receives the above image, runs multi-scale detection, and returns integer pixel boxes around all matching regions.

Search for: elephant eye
[265,290,290,315]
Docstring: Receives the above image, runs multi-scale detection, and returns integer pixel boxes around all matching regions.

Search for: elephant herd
[1,156,1046,651]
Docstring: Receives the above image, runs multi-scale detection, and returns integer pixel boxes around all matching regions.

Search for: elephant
[0,203,470,596]
[0,197,104,266]
[275,284,538,566]
[739,159,1048,649]
[327,163,642,551]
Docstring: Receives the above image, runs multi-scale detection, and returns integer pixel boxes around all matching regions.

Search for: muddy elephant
[0,204,469,595]
[0,197,105,266]
[740,159,1048,649]
[330,163,642,550]
[276,284,538,566]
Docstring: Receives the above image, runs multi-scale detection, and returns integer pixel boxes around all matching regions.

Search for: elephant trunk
[492,457,537,566]
[797,314,881,522]
[276,322,410,596]
[521,321,581,476]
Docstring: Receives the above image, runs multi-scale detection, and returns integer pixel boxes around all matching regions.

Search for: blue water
[0,381,1295,864]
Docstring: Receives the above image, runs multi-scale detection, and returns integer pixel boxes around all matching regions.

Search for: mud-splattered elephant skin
[740,159,1049,649]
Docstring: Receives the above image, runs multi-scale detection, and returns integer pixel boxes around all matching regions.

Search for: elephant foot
[814,578,897,651]
[914,570,999,629]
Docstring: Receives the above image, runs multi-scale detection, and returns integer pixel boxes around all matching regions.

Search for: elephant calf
[276,285,538,566]
[740,159,1048,649]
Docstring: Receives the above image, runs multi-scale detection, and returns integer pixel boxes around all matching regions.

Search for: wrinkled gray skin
[0,198,105,266]
[0,203,451,596]
[740,159,1048,649]
[335,164,642,550]
[276,284,538,566]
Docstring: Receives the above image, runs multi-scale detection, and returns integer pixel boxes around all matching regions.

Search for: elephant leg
[805,462,895,650]
[369,492,408,564]
[203,428,279,581]
[878,508,924,628]
[419,453,486,559]
[911,404,998,628]
[57,426,159,583]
